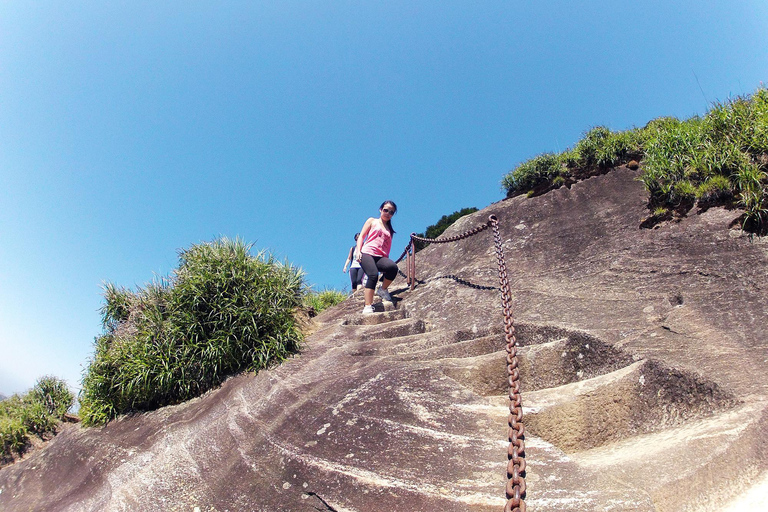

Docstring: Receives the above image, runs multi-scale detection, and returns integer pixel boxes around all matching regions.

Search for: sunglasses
[382,208,396,214]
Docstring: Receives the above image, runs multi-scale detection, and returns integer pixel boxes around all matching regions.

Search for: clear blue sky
[1,1,766,397]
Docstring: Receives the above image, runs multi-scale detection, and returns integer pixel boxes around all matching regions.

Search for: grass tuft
[502,153,564,197]
[303,288,346,316]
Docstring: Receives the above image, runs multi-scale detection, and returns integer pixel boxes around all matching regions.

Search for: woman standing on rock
[342,233,364,293]
[356,200,398,314]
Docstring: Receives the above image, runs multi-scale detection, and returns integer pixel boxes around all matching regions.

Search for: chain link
[394,247,410,264]
[395,215,526,510]
[410,221,491,245]
[489,215,526,512]
[396,269,498,291]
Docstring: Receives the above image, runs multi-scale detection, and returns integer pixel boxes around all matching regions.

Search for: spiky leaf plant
[80,237,305,425]
[28,376,74,419]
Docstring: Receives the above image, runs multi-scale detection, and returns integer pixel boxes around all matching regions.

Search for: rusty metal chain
[431,274,499,291]
[394,246,410,265]
[398,221,493,290]
[396,269,499,291]
[394,214,526,510]
[395,218,491,265]
[489,215,526,512]
[410,221,491,244]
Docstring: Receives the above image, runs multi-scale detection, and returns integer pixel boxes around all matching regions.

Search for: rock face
[2,167,768,511]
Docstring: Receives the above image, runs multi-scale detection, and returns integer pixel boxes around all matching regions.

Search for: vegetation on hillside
[303,288,347,316]
[1,376,74,464]
[79,237,305,426]
[502,86,768,232]
[414,207,479,251]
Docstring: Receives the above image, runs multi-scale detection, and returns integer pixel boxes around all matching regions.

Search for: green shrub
[79,237,306,425]
[703,93,768,154]
[642,116,685,134]
[0,376,74,462]
[560,148,580,168]
[423,207,479,239]
[28,376,74,420]
[672,180,697,203]
[641,118,703,203]
[502,127,645,198]
[0,415,27,456]
[642,90,767,224]
[746,88,768,154]
[0,395,25,423]
[602,129,645,165]
[18,400,58,436]
[736,163,768,230]
[574,126,612,167]
[571,125,644,168]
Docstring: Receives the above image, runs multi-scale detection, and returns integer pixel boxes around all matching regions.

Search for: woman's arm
[356,218,373,260]
[343,246,354,272]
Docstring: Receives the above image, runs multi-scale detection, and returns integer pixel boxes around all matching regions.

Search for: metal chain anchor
[395,214,526,510]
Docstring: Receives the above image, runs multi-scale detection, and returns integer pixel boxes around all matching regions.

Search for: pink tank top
[361,220,392,257]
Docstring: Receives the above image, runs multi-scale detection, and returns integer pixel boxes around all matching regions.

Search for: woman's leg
[350,268,363,291]
[375,257,398,290]
[359,254,379,306]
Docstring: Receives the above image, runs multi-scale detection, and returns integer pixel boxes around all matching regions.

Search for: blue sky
[1,1,766,397]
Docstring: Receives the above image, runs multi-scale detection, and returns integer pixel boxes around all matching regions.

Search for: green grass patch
[501,153,563,197]
[79,237,306,426]
[303,288,346,315]
[1,376,74,463]
[502,86,768,232]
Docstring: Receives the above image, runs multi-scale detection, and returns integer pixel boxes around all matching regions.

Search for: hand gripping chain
[396,215,526,510]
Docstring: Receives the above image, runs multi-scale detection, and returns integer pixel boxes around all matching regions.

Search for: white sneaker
[376,287,393,302]
[362,305,374,314]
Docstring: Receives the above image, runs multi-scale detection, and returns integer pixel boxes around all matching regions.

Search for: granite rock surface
[2,167,767,511]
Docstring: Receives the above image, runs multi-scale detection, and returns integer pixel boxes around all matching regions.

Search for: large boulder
[2,167,767,511]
